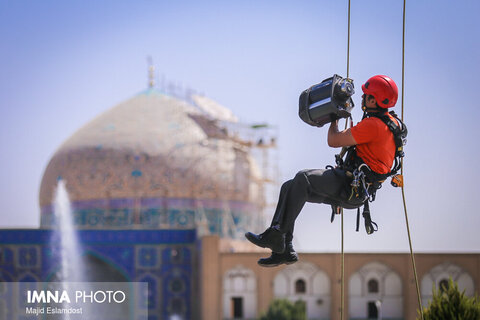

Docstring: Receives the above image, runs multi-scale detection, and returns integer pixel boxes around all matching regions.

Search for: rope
[343,0,352,132]
[340,2,351,319]
[340,208,345,320]
[400,0,424,317]
[346,0,351,79]
[339,1,424,319]
[401,0,406,121]
[401,164,423,317]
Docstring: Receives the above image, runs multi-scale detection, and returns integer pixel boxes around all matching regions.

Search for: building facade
[200,236,479,320]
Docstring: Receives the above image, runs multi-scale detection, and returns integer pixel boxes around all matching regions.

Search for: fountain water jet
[53,179,85,282]
[49,179,87,320]
[48,179,136,320]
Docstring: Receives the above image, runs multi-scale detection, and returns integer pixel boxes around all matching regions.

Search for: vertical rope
[346,0,351,79]
[340,208,345,320]
[400,0,424,318]
[401,167,423,318]
[401,0,406,121]
[343,0,352,132]
[340,2,351,319]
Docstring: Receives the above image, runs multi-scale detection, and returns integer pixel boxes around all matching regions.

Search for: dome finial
[147,56,155,88]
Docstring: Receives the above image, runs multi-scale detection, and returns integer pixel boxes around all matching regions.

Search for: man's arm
[327,120,357,147]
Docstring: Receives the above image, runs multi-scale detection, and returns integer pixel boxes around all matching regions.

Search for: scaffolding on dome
[160,77,280,240]
[157,87,278,240]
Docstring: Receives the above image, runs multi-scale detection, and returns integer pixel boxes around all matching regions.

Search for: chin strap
[362,108,387,120]
[361,98,388,116]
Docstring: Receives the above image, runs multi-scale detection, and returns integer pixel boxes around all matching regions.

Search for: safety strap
[356,201,378,234]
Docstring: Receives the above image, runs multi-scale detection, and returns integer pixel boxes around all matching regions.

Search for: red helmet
[361,75,398,108]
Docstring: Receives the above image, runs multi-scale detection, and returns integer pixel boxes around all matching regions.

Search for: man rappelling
[245,74,407,267]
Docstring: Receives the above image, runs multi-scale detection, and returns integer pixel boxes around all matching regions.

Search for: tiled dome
[39,89,264,234]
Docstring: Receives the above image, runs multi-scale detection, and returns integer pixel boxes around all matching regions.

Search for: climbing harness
[331,109,408,235]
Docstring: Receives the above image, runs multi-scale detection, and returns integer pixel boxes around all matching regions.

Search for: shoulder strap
[367,111,408,175]
[373,111,407,155]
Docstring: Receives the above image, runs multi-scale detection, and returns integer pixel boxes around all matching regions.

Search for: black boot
[245,226,286,253]
[257,239,298,267]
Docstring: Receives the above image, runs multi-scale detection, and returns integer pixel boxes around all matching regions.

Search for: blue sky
[0,0,479,252]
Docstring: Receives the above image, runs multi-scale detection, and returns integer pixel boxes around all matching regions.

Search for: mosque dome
[39,89,267,236]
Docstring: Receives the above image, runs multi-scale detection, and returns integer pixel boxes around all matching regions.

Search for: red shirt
[350,114,397,174]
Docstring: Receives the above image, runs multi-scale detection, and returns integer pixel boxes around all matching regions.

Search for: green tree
[420,278,480,320]
[259,299,306,320]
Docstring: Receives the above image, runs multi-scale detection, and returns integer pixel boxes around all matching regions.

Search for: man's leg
[278,168,349,232]
[246,168,350,265]
[245,179,295,254]
[258,181,299,266]
[271,179,294,228]
[245,169,324,253]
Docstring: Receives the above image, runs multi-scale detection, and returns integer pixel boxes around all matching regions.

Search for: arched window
[368,279,379,293]
[295,279,306,294]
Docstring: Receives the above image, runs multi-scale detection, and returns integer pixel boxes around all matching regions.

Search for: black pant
[271,168,365,237]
